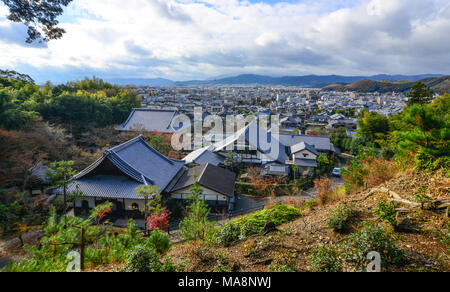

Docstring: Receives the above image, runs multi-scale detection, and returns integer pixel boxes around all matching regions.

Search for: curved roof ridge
[117,109,137,130]
[109,135,143,152]
[72,155,106,180]
[107,152,154,185]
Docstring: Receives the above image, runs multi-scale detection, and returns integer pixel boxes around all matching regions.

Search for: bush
[314,178,334,205]
[235,181,309,196]
[374,199,397,227]
[294,178,314,190]
[364,159,397,188]
[146,229,171,255]
[123,245,177,272]
[269,249,298,272]
[327,203,356,232]
[309,245,342,272]
[235,182,256,194]
[341,222,406,271]
[214,204,301,244]
[215,222,242,245]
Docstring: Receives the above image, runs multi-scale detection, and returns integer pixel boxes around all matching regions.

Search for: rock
[262,220,277,235]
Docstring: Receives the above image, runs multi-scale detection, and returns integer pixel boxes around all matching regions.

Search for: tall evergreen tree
[406,81,432,106]
[399,94,449,171]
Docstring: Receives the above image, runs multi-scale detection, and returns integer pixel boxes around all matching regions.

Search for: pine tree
[179,182,214,241]
[399,94,449,171]
[406,81,432,106]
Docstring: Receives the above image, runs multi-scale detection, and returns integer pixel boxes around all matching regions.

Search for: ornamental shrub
[124,245,177,272]
[146,229,171,255]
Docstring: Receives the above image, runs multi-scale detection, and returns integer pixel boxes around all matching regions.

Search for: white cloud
[0,0,449,82]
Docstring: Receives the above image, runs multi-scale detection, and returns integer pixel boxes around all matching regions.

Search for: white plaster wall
[171,186,229,201]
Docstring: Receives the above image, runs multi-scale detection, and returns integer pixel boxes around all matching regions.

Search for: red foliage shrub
[147,210,171,231]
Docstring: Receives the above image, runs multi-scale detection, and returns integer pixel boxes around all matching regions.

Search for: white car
[332,168,341,177]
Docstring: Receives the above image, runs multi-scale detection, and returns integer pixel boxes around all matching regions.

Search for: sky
[0,0,449,83]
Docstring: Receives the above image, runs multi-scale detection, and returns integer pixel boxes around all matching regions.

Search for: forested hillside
[322,76,450,94]
[0,71,140,137]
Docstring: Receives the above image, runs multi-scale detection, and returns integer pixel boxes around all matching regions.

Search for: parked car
[332,168,341,177]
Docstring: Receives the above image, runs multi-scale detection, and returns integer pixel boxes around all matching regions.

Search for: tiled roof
[213,121,288,163]
[67,175,143,199]
[290,142,319,156]
[278,133,333,152]
[72,136,185,195]
[117,109,190,133]
[28,163,50,185]
[170,163,236,198]
[182,146,225,166]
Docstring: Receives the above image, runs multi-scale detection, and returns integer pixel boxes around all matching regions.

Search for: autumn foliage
[314,178,335,205]
[147,210,171,231]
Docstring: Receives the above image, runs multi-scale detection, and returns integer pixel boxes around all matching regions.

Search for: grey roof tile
[213,122,288,163]
[278,134,332,152]
[170,163,236,197]
[67,175,143,199]
[183,146,225,166]
[117,109,190,133]
[73,136,185,194]
[290,142,319,156]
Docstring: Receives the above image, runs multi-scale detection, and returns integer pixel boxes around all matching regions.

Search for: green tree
[135,185,160,235]
[148,136,171,156]
[398,94,449,172]
[406,81,432,106]
[46,161,78,218]
[179,182,214,241]
[316,154,332,177]
[356,109,389,143]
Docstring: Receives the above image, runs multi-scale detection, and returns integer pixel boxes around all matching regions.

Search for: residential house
[55,136,236,218]
[169,163,236,209]
[289,142,319,170]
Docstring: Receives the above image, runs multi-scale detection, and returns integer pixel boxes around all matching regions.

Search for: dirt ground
[166,170,450,272]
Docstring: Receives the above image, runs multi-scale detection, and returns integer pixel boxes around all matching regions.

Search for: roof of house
[294,159,318,168]
[27,163,51,186]
[280,116,299,124]
[67,175,143,199]
[290,142,319,156]
[117,109,190,133]
[278,133,333,152]
[62,136,185,199]
[329,113,346,120]
[182,145,225,166]
[213,121,288,164]
[169,163,236,198]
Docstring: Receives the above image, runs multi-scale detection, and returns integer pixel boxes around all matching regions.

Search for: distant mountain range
[106,73,447,89]
[323,76,450,94]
